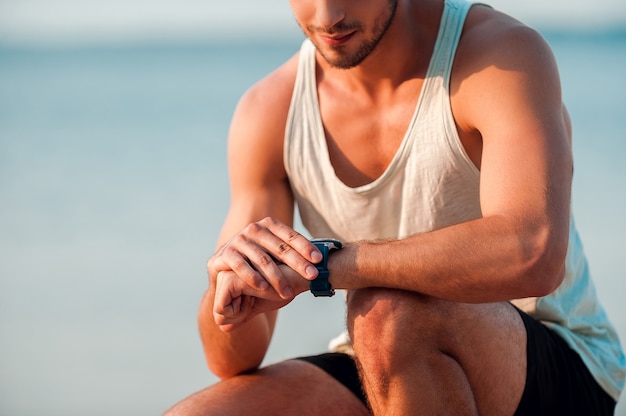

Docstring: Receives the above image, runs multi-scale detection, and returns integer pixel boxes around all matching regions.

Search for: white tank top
[283,0,624,400]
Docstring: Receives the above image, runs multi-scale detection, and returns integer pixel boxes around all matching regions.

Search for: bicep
[462,28,573,224]
[216,72,296,248]
[457,27,572,290]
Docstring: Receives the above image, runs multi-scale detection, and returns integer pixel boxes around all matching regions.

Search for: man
[166,0,625,414]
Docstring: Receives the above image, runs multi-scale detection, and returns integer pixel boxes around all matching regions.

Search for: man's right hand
[208,216,323,302]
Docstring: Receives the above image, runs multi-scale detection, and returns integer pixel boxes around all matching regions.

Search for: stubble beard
[305,0,398,70]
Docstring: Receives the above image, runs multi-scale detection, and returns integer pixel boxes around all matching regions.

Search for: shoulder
[459,5,555,64]
[227,51,300,182]
[452,5,562,132]
[232,52,300,140]
[454,5,559,86]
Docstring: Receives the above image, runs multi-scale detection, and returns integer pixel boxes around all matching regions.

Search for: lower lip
[321,32,354,46]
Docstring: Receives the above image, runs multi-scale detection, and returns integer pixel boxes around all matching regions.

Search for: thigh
[348,290,528,415]
[163,359,370,416]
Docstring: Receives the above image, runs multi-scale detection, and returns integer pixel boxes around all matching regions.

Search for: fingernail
[283,286,294,299]
[311,251,323,263]
[306,265,318,278]
[258,280,269,290]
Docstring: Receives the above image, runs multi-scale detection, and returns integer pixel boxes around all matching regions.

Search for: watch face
[311,238,342,250]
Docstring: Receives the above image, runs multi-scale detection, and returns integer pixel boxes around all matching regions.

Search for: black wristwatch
[309,238,342,297]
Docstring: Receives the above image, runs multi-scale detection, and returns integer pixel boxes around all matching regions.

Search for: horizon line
[1,23,625,49]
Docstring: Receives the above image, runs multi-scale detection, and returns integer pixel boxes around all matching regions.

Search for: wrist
[310,238,342,297]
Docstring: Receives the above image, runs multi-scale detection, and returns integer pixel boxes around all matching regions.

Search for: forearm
[332,214,567,303]
[199,205,306,377]
[198,288,276,379]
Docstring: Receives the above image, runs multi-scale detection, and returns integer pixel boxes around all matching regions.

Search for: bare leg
[347,288,526,416]
[163,359,371,416]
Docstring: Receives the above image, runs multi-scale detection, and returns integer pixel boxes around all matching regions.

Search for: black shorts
[296,351,368,405]
[295,308,616,414]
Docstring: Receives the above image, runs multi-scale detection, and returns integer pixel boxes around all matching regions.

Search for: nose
[314,0,346,29]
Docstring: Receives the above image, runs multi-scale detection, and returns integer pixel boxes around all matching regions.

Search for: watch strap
[310,238,342,297]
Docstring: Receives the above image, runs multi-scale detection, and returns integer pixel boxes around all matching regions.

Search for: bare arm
[199,56,320,379]
[331,21,572,302]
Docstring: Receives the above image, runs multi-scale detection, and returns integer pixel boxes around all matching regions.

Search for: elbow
[197,297,265,380]
[201,333,266,380]
[528,256,566,297]
[208,359,261,381]
[517,225,568,297]
[207,359,236,381]
[207,362,232,381]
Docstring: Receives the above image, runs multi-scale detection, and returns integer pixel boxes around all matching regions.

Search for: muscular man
[166,0,625,414]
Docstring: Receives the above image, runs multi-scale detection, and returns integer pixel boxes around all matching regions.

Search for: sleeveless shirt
[283,0,625,400]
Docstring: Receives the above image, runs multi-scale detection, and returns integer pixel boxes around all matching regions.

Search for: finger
[211,218,317,298]
[213,242,270,291]
[258,217,323,270]
[219,229,294,299]
[241,219,320,292]
[213,271,241,318]
[213,271,281,329]
[214,303,245,328]
[218,323,238,333]
[241,295,255,314]
[230,295,242,316]
[239,240,294,299]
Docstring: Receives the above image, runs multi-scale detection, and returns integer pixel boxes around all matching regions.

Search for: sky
[1,0,625,45]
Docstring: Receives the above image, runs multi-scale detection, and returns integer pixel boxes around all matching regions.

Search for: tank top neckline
[302,0,468,194]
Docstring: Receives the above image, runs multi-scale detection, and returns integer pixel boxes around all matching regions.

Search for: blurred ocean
[0,29,625,415]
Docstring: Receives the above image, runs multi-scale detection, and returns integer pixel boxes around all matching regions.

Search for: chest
[318,80,481,188]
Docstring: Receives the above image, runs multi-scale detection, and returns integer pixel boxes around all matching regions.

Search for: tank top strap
[428,0,475,82]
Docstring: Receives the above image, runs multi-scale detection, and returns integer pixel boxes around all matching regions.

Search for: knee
[162,401,187,416]
[348,288,413,337]
[346,289,452,367]
[348,288,445,336]
[162,387,221,416]
[163,396,202,416]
